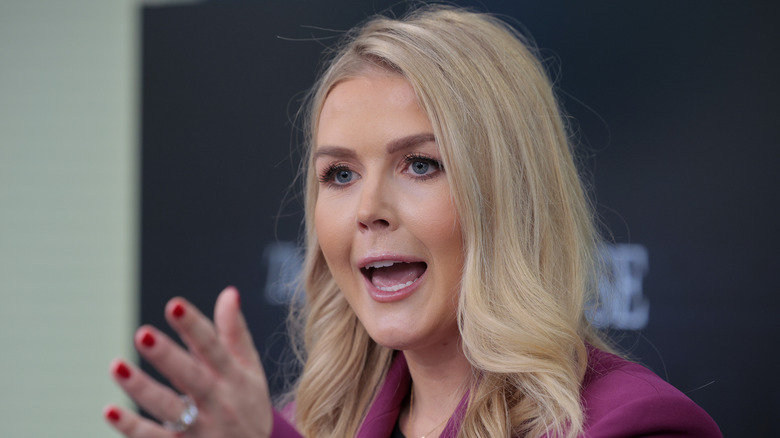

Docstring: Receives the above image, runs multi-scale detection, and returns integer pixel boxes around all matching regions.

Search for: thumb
[214,286,262,369]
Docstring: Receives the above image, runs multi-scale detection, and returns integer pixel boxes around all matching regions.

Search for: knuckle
[201,330,220,353]
[200,333,231,369]
[120,417,141,437]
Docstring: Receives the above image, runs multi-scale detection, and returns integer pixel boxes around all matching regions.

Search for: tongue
[371,262,426,289]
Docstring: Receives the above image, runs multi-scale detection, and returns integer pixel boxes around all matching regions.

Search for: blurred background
[1,1,777,436]
[1,1,137,437]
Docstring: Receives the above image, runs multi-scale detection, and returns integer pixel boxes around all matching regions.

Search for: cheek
[437,213,464,276]
[434,225,464,281]
[314,198,351,269]
[411,195,464,276]
[314,201,335,254]
[414,195,461,248]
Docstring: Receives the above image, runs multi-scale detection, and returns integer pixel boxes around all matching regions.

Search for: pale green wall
[0,1,138,436]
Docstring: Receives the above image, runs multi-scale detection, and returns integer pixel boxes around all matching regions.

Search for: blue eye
[410,160,430,175]
[334,169,353,184]
[318,164,356,187]
[404,153,442,178]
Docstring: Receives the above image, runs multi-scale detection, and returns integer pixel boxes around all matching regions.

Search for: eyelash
[317,154,444,187]
[402,153,444,179]
[318,163,351,185]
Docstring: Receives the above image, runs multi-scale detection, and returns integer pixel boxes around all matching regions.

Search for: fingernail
[172,303,185,319]
[236,290,241,308]
[105,407,121,422]
[114,361,131,379]
[141,332,156,348]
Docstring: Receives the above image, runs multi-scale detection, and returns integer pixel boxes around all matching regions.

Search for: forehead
[324,73,417,112]
[316,72,431,148]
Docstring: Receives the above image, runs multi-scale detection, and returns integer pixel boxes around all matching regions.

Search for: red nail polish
[141,332,156,347]
[172,303,185,319]
[106,407,121,422]
[114,362,131,379]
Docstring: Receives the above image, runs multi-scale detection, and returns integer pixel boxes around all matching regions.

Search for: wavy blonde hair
[290,5,611,437]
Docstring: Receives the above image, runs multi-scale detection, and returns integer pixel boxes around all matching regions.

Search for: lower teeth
[377,279,416,292]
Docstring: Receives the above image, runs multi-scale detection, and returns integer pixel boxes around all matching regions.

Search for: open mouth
[361,261,427,292]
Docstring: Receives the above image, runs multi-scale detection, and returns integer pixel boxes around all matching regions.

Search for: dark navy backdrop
[140,1,779,435]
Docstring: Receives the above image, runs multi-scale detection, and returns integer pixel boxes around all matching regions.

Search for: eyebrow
[314,133,436,160]
[387,133,436,154]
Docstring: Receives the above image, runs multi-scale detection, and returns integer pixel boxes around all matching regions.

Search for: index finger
[165,297,237,377]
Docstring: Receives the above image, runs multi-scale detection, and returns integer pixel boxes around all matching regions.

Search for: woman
[105,5,721,437]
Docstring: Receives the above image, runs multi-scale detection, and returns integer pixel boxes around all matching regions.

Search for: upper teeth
[366,260,399,269]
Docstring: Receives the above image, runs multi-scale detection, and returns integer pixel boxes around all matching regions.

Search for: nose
[356,176,394,232]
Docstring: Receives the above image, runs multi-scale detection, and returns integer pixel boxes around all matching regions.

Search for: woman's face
[314,71,464,352]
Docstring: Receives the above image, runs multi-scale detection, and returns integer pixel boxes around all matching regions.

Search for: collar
[357,351,468,438]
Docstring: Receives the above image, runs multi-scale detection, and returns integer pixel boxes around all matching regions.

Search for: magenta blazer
[271,347,721,437]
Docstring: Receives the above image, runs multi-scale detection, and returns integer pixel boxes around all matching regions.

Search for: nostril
[358,217,390,230]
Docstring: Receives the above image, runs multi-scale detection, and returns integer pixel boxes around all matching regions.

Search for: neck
[400,339,473,437]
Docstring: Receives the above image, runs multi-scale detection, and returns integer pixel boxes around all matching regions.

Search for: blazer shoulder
[581,348,722,437]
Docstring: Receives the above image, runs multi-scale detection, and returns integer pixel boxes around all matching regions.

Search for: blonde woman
[105,5,721,437]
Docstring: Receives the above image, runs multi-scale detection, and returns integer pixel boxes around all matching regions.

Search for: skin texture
[314,72,471,437]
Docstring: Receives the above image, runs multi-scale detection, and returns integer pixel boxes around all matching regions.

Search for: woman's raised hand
[104,286,273,437]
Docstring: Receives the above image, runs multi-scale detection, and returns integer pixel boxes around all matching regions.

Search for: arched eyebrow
[386,133,436,154]
[313,146,356,160]
[314,133,436,160]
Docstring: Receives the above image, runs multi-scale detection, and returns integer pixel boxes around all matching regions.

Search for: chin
[362,314,459,353]
[363,320,416,350]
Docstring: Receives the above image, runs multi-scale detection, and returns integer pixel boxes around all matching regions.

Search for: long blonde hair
[290,5,610,437]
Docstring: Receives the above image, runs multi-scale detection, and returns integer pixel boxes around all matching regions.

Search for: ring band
[163,395,198,433]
